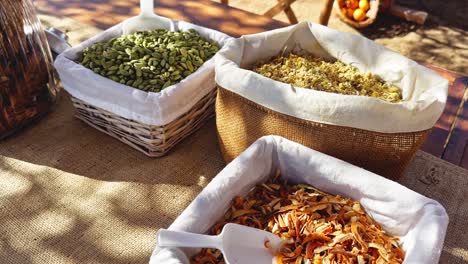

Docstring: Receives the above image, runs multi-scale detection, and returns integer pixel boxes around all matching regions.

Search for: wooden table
[35,0,468,169]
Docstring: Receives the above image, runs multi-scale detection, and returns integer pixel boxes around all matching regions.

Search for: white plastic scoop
[122,0,172,35]
[157,223,283,264]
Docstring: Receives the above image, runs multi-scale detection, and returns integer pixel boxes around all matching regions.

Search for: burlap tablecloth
[0,12,466,264]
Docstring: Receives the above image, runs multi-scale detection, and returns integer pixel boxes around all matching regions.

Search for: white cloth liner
[54,17,231,126]
[215,21,448,133]
[150,135,448,264]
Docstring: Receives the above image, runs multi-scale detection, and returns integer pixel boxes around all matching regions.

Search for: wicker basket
[334,0,379,28]
[55,18,230,157]
[216,86,429,180]
[71,88,216,157]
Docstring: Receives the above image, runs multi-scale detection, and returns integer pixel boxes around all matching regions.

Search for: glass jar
[0,0,58,139]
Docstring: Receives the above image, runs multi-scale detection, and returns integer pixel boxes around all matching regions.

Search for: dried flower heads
[253,53,402,103]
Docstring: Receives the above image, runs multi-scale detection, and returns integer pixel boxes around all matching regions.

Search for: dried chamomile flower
[253,53,402,103]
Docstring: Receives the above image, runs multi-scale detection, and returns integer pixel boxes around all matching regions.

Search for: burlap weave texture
[0,11,465,264]
[0,92,466,264]
[216,87,429,179]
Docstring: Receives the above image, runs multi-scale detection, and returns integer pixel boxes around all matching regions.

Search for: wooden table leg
[319,0,335,25]
[264,0,298,24]
[283,0,298,24]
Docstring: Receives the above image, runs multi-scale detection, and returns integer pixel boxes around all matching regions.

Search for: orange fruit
[338,0,345,8]
[346,8,355,18]
[359,0,370,11]
[346,0,359,9]
[341,7,348,16]
[353,8,366,21]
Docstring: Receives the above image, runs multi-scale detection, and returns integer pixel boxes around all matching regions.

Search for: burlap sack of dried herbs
[214,21,448,179]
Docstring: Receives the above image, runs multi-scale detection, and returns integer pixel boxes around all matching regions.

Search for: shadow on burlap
[0,93,225,263]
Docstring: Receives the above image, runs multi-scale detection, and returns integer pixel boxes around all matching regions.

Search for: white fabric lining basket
[150,135,448,264]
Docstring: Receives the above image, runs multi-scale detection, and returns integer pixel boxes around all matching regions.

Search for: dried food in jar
[0,0,58,139]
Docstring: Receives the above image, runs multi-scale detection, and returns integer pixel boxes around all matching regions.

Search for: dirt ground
[38,0,467,74]
[225,0,467,74]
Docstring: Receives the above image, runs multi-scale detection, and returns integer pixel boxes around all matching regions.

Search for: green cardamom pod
[80,28,220,92]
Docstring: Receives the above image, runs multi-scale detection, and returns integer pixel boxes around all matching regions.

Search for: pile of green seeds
[253,53,402,103]
[80,29,219,92]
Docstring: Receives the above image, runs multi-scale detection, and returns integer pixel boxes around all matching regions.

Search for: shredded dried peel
[190,172,405,264]
[253,53,402,103]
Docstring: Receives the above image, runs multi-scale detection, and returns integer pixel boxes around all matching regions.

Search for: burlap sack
[215,22,447,179]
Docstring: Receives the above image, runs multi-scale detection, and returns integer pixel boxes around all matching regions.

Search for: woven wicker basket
[71,88,216,157]
[216,86,429,180]
[334,0,379,28]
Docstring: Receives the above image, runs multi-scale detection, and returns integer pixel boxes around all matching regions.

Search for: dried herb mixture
[253,53,402,103]
[191,172,405,264]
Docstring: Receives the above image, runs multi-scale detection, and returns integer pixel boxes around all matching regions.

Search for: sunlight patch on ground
[0,173,32,198]
[91,219,155,259]
[30,210,76,237]
[197,175,209,187]
[0,155,213,263]
[445,247,468,261]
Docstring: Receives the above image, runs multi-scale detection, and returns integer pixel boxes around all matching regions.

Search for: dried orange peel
[190,172,405,264]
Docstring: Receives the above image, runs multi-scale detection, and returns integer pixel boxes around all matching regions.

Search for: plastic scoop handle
[140,0,154,17]
[157,229,222,250]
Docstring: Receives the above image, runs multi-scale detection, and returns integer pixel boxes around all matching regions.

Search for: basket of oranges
[334,0,379,28]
